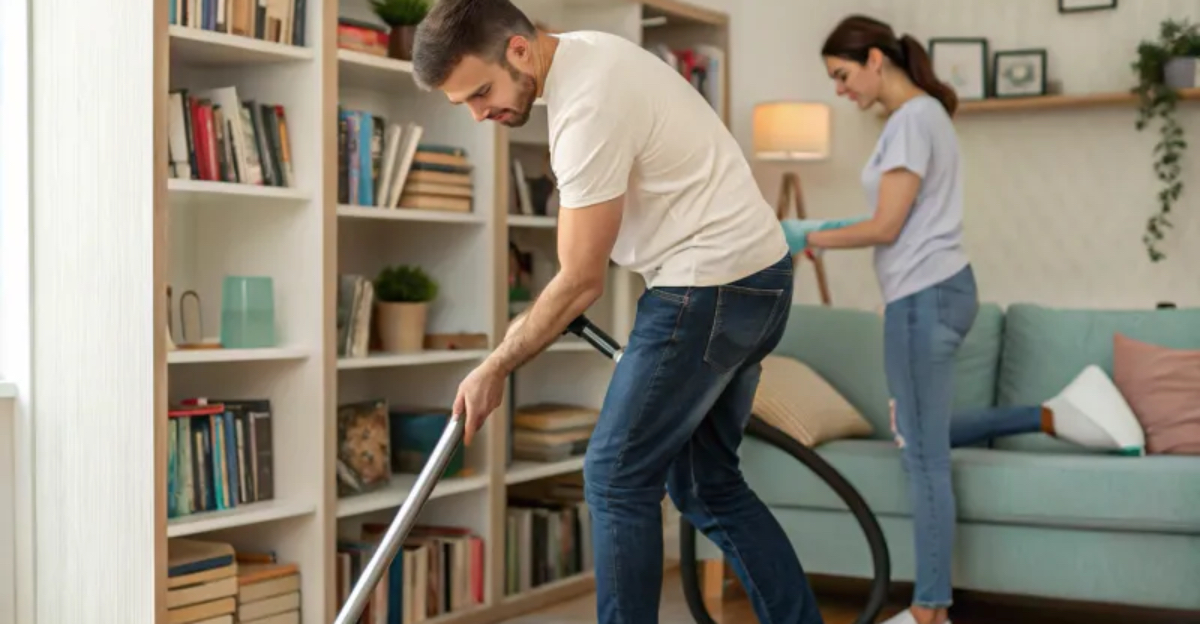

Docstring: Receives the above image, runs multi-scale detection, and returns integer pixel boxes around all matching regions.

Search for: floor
[499,567,1195,624]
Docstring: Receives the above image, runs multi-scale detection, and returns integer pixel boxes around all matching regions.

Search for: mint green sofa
[694,303,1200,611]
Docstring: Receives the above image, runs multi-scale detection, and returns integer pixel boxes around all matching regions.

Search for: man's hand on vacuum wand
[453,273,604,446]
[453,194,623,447]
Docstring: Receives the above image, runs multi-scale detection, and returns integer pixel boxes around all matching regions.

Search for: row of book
[168,538,301,624]
[168,398,275,520]
[337,523,486,623]
[168,85,295,188]
[505,477,593,595]
[338,108,475,213]
[170,0,307,47]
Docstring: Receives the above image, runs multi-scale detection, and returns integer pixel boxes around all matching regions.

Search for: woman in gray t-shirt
[790,13,1146,624]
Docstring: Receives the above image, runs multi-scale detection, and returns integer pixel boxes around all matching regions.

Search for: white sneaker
[1043,364,1146,454]
[880,609,952,624]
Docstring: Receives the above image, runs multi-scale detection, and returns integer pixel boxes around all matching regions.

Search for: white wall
[700,0,1200,310]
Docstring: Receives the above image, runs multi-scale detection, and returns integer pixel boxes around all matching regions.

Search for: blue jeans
[883,264,1041,609]
[584,254,822,624]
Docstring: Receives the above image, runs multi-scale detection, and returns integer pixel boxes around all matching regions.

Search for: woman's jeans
[883,264,1041,609]
[584,254,823,624]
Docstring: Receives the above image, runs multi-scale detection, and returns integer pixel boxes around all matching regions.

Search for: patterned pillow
[1112,333,1200,455]
[752,355,874,447]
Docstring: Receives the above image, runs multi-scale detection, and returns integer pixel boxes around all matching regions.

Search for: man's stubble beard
[500,61,538,128]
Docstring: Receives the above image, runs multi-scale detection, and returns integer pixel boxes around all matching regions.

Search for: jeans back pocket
[703,284,786,373]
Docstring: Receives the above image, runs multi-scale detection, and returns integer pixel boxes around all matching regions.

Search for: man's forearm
[487,273,603,375]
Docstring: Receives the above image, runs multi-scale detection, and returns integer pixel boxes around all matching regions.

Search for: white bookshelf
[159,0,730,622]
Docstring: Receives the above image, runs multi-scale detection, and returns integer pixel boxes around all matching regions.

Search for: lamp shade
[753,101,831,161]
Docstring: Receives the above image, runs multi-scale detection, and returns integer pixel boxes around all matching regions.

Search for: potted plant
[369,0,429,61]
[374,264,438,352]
[1131,18,1200,262]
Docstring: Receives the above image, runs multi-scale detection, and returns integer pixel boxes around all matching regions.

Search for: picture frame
[928,37,989,101]
[993,49,1048,98]
[1058,0,1117,13]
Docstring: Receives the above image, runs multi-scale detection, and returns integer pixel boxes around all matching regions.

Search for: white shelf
[505,457,586,485]
[508,214,557,229]
[167,499,317,538]
[337,204,486,224]
[168,25,314,65]
[0,382,15,398]
[167,178,311,202]
[337,48,415,93]
[336,472,490,519]
[337,350,488,370]
[167,347,309,364]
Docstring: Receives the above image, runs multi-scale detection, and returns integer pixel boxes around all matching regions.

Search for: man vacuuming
[411,1,823,623]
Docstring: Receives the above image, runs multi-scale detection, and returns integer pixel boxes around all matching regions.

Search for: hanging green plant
[1130,18,1200,262]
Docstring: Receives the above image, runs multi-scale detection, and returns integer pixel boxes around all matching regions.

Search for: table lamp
[752,101,833,303]
[753,101,830,220]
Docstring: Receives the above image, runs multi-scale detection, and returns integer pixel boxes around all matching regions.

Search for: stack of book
[235,557,302,623]
[400,148,473,213]
[510,403,599,463]
[166,540,304,624]
[166,538,238,623]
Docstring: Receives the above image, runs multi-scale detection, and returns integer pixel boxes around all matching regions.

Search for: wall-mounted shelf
[956,87,1200,114]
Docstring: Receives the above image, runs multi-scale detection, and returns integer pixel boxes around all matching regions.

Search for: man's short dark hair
[411,0,538,90]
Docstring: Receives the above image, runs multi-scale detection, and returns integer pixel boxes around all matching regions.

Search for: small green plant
[1131,18,1200,262]
[369,0,429,27]
[375,265,438,303]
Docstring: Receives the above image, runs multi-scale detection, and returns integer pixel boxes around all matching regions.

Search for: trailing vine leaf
[1131,18,1200,262]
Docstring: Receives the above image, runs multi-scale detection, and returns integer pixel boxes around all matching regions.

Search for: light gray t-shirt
[862,94,969,303]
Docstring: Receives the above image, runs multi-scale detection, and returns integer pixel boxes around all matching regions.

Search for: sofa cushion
[995,304,1200,453]
[1113,333,1200,455]
[751,355,874,447]
[774,303,1004,439]
[740,437,1200,533]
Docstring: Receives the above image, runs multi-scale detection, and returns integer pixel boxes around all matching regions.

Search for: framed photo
[993,49,1048,98]
[1059,0,1117,13]
[928,38,989,101]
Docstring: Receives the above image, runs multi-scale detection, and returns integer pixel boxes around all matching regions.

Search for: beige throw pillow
[751,355,874,447]
[1112,333,1200,455]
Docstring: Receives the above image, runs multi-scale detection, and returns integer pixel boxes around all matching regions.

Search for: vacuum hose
[563,314,890,624]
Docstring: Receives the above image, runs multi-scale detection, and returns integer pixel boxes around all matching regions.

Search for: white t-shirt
[541,31,788,288]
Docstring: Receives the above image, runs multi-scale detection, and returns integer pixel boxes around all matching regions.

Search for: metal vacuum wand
[564,314,624,362]
[331,314,620,623]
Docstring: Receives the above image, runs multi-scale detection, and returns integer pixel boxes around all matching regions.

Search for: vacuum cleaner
[333,314,890,624]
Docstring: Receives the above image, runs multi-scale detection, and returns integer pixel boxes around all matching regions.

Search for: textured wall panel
[31,0,165,621]
[728,0,1200,311]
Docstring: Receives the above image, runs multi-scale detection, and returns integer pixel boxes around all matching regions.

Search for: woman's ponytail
[898,34,958,116]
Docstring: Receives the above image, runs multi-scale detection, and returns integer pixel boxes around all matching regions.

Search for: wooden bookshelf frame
[154,0,731,623]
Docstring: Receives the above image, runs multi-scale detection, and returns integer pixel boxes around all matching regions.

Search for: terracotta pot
[388,25,418,61]
[376,301,427,352]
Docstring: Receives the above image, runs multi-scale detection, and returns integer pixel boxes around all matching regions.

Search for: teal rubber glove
[781,215,870,254]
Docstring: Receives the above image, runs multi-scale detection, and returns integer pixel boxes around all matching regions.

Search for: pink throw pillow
[1112,333,1200,455]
